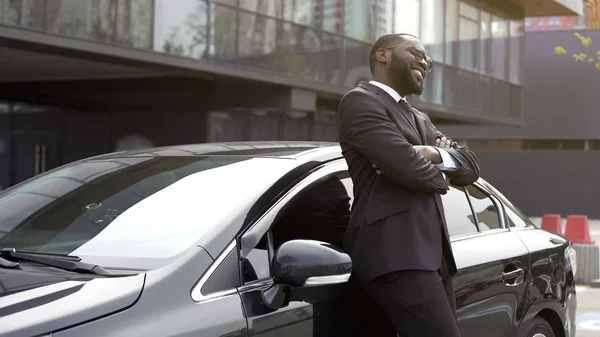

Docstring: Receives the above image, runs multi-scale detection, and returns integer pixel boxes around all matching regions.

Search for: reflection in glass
[0,0,46,30]
[442,186,478,237]
[394,0,420,37]
[509,20,523,84]
[465,185,501,232]
[445,0,458,66]
[115,0,153,48]
[458,16,478,72]
[421,0,444,63]
[282,111,312,141]
[0,155,300,270]
[480,12,491,74]
[491,15,508,80]
[154,0,213,58]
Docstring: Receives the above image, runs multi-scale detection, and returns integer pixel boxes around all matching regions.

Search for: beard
[391,61,424,96]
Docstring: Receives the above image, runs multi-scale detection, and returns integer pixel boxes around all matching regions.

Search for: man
[337,33,480,337]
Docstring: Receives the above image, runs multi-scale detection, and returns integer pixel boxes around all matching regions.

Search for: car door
[236,161,354,337]
[443,183,530,337]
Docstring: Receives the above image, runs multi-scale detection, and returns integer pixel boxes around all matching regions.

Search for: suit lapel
[413,111,428,145]
[358,82,421,142]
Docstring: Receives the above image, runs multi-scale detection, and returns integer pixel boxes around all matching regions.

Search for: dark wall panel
[475,151,600,218]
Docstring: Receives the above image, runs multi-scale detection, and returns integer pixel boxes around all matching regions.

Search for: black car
[0,142,576,337]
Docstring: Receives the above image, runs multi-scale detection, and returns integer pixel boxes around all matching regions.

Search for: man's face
[385,37,432,96]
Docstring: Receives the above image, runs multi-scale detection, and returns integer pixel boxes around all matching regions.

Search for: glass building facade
[1,0,524,120]
[1,0,580,190]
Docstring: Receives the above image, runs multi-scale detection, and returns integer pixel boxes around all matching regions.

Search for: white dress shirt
[369,80,459,174]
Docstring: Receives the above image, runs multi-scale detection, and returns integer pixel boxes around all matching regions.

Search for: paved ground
[575,285,600,337]
[529,217,600,337]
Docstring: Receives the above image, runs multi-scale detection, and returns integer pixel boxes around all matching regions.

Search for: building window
[524,140,560,150]
[548,16,561,25]
[465,139,524,151]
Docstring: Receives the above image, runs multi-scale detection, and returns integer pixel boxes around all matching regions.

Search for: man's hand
[435,136,453,149]
[413,146,442,164]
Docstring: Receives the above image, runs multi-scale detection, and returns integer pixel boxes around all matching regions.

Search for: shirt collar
[369,80,404,102]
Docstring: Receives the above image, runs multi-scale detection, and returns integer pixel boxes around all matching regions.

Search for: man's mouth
[411,67,425,82]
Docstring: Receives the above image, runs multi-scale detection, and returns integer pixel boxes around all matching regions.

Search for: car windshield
[0,155,299,271]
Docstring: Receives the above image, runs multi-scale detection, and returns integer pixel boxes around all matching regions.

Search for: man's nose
[418,58,428,70]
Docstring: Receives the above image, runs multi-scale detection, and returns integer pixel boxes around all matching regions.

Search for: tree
[554,0,600,70]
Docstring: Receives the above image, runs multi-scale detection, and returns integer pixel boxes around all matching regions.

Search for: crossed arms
[338,91,480,194]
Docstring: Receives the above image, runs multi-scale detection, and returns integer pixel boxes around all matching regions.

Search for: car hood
[0,268,144,337]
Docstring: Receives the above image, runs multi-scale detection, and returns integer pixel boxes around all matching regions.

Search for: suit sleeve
[338,90,448,194]
[429,117,481,187]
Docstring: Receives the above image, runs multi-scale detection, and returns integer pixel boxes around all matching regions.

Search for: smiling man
[337,34,480,336]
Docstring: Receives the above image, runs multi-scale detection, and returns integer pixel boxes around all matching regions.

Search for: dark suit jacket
[337,81,480,284]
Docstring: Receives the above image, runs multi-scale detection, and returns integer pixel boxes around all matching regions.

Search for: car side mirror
[261,239,351,310]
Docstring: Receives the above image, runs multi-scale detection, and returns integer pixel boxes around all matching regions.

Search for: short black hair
[369,33,418,74]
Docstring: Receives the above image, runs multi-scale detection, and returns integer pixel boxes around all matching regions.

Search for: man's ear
[376,48,388,65]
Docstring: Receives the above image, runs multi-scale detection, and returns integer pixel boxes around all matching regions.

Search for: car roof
[91,141,344,163]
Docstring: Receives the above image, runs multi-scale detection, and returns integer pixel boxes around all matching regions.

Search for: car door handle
[502,268,524,286]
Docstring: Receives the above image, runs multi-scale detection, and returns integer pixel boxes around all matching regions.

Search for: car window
[465,185,502,231]
[0,155,300,271]
[202,247,241,294]
[481,182,534,229]
[242,171,352,284]
[442,185,478,237]
[504,206,534,228]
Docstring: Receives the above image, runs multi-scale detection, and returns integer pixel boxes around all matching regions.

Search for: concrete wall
[474,151,600,218]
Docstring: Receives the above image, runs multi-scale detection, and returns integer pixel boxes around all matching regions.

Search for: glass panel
[46,0,117,43]
[154,0,213,58]
[282,0,316,26]
[442,186,478,237]
[457,69,476,110]
[394,0,420,36]
[207,111,248,142]
[343,37,371,88]
[244,235,271,282]
[321,0,343,34]
[0,132,8,191]
[491,79,509,115]
[445,0,458,65]
[465,185,501,232]
[248,111,279,141]
[115,0,153,49]
[313,123,336,141]
[490,15,508,80]
[509,84,521,118]
[322,33,344,86]
[443,65,459,107]
[0,0,46,30]
[421,63,443,105]
[509,20,523,84]
[476,76,491,112]
[458,17,478,72]
[480,11,491,74]
[421,0,444,63]
[344,0,372,41]
[281,111,312,141]
[459,2,478,20]
[239,0,285,18]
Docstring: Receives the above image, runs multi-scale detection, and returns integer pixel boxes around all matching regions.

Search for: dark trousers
[362,255,461,337]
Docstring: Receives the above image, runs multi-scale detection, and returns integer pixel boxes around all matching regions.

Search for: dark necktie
[398,98,416,126]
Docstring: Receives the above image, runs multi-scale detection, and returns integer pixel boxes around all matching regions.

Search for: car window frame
[190,159,349,301]
[450,181,508,242]
[442,184,480,238]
